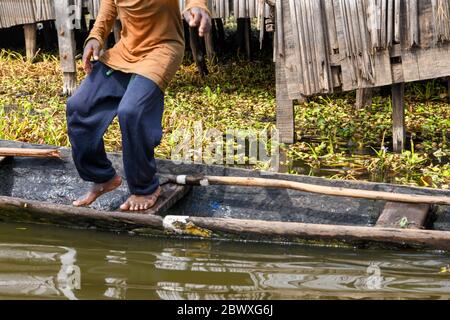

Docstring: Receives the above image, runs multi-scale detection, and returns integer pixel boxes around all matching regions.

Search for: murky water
[0,221,448,300]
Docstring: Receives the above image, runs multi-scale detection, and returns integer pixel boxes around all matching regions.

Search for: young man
[66,0,211,211]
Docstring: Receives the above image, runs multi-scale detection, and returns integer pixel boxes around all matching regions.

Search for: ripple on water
[0,222,448,299]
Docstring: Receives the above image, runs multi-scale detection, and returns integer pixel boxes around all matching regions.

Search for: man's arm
[183,0,212,37]
[83,0,118,73]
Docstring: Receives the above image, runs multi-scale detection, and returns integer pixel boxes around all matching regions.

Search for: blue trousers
[66,61,163,196]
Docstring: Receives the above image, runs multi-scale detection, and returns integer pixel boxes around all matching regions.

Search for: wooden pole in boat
[0,148,61,159]
[166,175,450,205]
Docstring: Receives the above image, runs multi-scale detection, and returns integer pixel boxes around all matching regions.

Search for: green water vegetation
[0,49,449,189]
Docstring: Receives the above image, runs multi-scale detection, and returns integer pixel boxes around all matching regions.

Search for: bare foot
[120,186,162,212]
[73,175,122,207]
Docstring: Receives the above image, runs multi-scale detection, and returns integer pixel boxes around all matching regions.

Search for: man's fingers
[82,46,92,64]
[92,45,100,61]
[84,62,92,74]
[183,11,191,24]
[191,9,202,27]
[82,46,93,73]
[198,13,211,37]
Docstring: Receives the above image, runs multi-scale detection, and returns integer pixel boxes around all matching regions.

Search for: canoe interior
[0,140,449,231]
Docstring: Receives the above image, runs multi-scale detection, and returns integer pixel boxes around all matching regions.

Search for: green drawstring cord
[106,69,115,77]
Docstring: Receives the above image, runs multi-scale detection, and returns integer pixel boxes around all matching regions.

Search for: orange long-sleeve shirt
[87,0,210,91]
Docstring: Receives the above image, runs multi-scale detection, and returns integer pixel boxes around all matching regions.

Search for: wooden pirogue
[0,140,449,251]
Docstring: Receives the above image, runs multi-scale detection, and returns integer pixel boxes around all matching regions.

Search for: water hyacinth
[0,48,448,189]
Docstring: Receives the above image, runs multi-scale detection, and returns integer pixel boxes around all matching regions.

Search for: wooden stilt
[55,0,77,95]
[188,24,208,76]
[215,18,226,49]
[237,18,252,59]
[205,31,215,62]
[276,59,295,144]
[355,88,373,109]
[447,77,450,100]
[23,23,37,61]
[212,18,225,53]
[392,83,405,153]
[237,18,245,55]
[244,18,252,60]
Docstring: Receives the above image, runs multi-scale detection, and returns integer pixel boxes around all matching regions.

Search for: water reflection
[0,223,448,299]
[0,244,80,299]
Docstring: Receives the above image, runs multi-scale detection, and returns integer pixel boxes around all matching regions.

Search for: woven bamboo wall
[276,0,450,98]
[87,0,271,19]
[0,0,55,28]
[0,0,271,28]
[180,1,271,19]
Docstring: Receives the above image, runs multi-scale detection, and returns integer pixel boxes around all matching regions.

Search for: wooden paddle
[0,148,61,159]
[165,174,450,205]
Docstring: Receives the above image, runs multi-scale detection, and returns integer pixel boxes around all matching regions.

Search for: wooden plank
[289,0,308,95]
[323,0,339,52]
[54,0,77,95]
[376,202,431,229]
[394,0,401,42]
[334,0,357,91]
[408,0,419,46]
[276,59,295,144]
[387,0,394,46]
[312,0,332,92]
[372,51,394,87]
[275,0,284,58]
[402,46,450,82]
[151,183,190,216]
[282,0,303,99]
[391,62,404,83]
[355,88,373,109]
[23,23,37,60]
[418,0,434,48]
[392,83,405,153]
[380,0,387,47]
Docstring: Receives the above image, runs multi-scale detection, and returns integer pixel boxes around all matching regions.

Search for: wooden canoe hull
[0,140,449,250]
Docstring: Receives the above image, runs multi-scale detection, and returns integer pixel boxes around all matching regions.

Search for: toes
[120,194,160,212]
[149,196,157,207]
[120,201,131,211]
[73,195,91,207]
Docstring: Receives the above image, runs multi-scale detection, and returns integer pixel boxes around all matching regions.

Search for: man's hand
[183,7,211,37]
[82,39,101,74]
